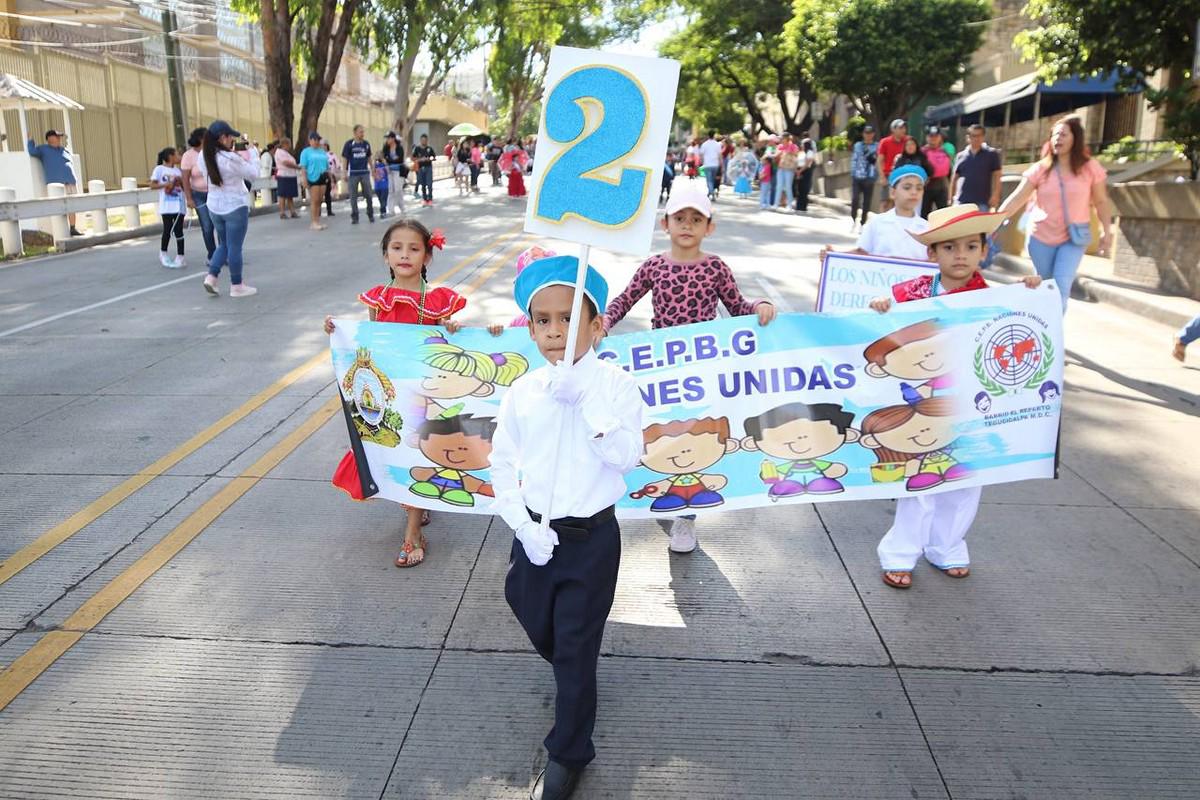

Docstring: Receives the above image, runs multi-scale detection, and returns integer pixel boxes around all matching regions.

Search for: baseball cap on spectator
[308,131,321,142]
[889,164,928,186]
[862,124,876,133]
[890,119,907,130]
[926,126,943,137]
[45,129,64,139]
[664,184,713,218]
[208,120,241,139]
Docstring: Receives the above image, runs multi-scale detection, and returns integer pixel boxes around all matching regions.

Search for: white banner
[817,252,938,312]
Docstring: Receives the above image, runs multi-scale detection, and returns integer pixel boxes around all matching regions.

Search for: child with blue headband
[490,255,645,800]
[823,164,931,262]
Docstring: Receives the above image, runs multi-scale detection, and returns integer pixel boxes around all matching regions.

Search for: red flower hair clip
[429,228,446,250]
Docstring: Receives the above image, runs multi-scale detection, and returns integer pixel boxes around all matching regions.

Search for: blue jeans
[192,189,216,262]
[1027,235,1085,310]
[705,166,719,197]
[209,205,249,285]
[775,169,795,206]
[418,165,433,201]
[759,179,773,208]
[1180,314,1200,346]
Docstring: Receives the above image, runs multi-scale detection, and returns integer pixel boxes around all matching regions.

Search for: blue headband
[889,164,928,187]
[513,254,609,316]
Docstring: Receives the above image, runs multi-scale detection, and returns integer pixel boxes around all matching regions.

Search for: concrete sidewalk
[811,194,1200,331]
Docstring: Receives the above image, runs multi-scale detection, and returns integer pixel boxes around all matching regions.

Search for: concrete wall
[0,46,394,185]
[1109,181,1200,300]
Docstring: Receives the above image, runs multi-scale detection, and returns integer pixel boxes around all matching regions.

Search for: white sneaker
[159,252,176,268]
[668,517,698,553]
[229,283,258,298]
[174,255,187,268]
[203,274,219,295]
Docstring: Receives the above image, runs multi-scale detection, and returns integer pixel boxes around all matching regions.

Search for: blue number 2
[535,66,651,228]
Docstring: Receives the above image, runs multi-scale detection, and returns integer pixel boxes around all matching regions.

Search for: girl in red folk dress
[500,145,529,198]
[324,219,466,568]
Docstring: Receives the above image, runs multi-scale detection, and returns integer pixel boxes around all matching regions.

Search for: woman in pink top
[273,137,299,219]
[998,114,1113,310]
[179,127,217,263]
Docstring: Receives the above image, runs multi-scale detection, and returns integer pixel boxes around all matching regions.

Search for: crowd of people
[663,130,818,214]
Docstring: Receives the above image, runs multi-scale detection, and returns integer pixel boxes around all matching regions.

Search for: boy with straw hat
[866,205,1043,589]
[490,255,645,799]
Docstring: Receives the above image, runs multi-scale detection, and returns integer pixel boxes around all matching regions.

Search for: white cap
[664,185,712,218]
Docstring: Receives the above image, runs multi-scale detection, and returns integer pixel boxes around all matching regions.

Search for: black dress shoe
[530,760,582,800]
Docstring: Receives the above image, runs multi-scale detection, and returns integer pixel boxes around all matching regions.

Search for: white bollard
[0,187,22,257]
[46,183,70,243]
[121,177,140,230]
[88,179,109,234]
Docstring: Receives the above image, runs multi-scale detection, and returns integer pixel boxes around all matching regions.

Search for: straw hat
[909,204,1006,246]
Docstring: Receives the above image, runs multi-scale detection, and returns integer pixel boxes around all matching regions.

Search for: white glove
[516,520,558,566]
[548,361,584,406]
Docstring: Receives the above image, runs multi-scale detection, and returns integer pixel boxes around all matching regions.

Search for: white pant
[877,486,982,571]
[387,169,405,214]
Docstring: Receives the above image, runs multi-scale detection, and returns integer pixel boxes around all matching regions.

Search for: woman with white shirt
[198,120,260,297]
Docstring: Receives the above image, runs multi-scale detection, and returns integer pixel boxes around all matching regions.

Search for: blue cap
[208,119,241,139]
[889,164,928,187]
[513,254,609,316]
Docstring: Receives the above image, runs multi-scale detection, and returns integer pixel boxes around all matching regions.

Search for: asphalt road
[1,182,1198,799]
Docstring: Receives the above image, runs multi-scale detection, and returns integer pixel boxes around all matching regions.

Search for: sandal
[395,535,428,568]
[936,565,971,579]
[882,570,913,589]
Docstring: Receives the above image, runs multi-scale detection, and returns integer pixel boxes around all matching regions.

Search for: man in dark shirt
[341,124,374,223]
[951,124,1002,211]
[412,133,436,206]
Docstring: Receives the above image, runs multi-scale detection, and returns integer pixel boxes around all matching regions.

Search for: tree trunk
[259,0,293,141]
[297,0,362,145]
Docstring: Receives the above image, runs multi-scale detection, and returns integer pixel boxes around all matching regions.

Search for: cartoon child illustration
[863,319,953,401]
[740,402,859,499]
[1038,381,1060,402]
[409,413,497,507]
[973,391,992,414]
[416,335,529,420]
[860,396,971,492]
[632,417,739,512]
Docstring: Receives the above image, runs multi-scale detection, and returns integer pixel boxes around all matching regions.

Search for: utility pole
[162,4,189,151]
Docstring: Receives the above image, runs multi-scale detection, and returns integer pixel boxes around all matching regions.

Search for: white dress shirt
[490,349,645,532]
[198,148,261,215]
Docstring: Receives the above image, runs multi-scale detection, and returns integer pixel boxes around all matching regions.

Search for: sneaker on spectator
[203,274,219,295]
[230,284,258,298]
[174,255,187,268]
[668,517,698,554]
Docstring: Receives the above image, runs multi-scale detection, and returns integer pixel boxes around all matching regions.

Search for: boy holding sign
[491,256,644,800]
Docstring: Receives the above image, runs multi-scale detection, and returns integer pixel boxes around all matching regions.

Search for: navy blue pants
[505,515,621,768]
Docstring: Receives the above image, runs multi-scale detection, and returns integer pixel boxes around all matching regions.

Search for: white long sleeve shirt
[490,349,645,532]
[197,148,261,215]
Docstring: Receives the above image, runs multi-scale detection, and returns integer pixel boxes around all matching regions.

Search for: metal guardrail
[0,177,276,223]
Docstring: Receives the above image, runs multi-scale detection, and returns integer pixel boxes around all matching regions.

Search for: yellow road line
[460,236,534,297]
[0,222,525,587]
[0,223,529,712]
[0,351,328,587]
[0,397,341,713]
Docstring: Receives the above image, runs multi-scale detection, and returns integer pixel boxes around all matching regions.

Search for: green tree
[1018,0,1200,177]
[794,0,988,132]
[663,1,816,136]
[236,0,365,141]
[487,0,665,140]
[355,0,493,145]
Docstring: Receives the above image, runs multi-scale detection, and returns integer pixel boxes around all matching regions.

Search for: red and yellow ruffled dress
[332,283,467,499]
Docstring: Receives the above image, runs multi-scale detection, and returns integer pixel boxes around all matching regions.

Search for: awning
[926,71,1129,126]
[0,73,85,111]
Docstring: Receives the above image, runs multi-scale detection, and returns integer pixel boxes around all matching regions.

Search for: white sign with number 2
[523,46,680,257]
